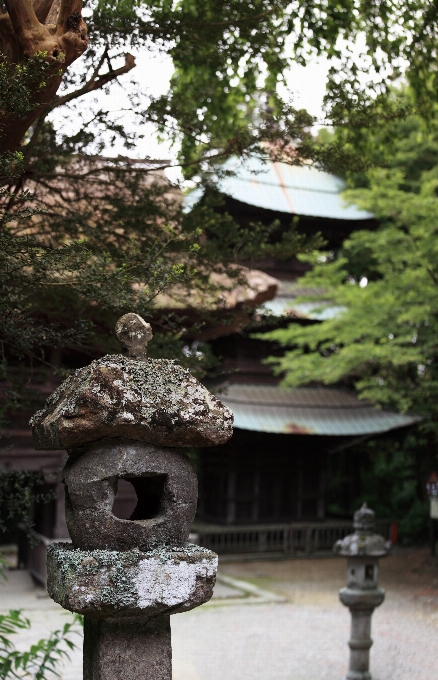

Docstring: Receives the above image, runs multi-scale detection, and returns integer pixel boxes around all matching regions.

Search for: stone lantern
[334,504,391,680]
[426,472,438,556]
[30,313,233,680]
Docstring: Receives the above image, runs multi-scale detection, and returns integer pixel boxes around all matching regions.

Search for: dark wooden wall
[198,429,328,525]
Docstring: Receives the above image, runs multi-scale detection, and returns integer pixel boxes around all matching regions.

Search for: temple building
[188,157,419,551]
[0,157,419,571]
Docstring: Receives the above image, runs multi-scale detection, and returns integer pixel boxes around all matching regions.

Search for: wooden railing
[24,520,394,586]
[193,520,393,555]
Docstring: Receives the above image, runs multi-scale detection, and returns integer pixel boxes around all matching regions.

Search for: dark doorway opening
[112,475,167,520]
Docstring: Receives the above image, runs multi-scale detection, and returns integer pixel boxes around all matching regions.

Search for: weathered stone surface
[63,439,198,551]
[334,504,388,680]
[115,313,153,361]
[47,543,218,618]
[30,355,233,450]
[334,531,390,558]
[334,504,391,558]
[84,614,172,680]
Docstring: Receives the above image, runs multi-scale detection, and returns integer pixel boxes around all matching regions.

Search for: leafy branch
[0,609,82,680]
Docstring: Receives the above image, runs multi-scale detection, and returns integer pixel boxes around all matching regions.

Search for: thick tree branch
[45,0,60,24]
[48,53,136,111]
[32,0,55,23]
[3,0,40,35]
[57,0,82,31]
[0,0,87,153]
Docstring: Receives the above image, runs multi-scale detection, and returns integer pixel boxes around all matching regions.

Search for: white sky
[280,58,330,120]
[53,46,330,172]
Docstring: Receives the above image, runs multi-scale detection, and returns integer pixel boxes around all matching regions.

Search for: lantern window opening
[365,564,374,581]
[112,474,168,521]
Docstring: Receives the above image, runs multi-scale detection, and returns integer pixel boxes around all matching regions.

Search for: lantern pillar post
[426,472,438,557]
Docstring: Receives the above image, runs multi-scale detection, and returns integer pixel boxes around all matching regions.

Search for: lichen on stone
[31,355,233,450]
[47,542,218,616]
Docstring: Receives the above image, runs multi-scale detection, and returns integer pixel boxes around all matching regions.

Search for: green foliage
[362,442,427,543]
[39,0,436,179]
[0,471,55,545]
[261,107,438,436]
[0,608,82,680]
[261,168,438,423]
[328,430,433,543]
[191,192,324,263]
[318,92,438,191]
[3,1,438,179]
[0,54,57,122]
[85,0,438,170]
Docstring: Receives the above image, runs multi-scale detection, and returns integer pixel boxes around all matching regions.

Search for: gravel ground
[1,548,437,680]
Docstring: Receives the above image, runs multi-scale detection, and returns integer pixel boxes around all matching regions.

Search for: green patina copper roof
[186,157,374,221]
[214,383,420,436]
[261,280,345,321]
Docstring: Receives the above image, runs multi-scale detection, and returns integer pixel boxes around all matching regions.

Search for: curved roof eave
[184,157,374,221]
[214,383,421,437]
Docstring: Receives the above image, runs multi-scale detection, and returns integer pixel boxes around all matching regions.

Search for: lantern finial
[115,312,153,360]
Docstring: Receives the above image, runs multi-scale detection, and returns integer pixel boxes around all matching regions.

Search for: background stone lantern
[30,313,234,680]
[334,503,391,680]
[426,471,438,556]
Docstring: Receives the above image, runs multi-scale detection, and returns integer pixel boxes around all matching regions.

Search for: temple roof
[261,279,344,320]
[186,157,374,221]
[213,383,420,436]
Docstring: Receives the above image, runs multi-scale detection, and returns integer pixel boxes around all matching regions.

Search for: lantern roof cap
[334,504,391,558]
[353,503,375,533]
[31,314,233,451]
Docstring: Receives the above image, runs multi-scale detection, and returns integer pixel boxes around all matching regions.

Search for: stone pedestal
[47,543,217,617]
[47,542,217,680]
[83,615,172,680]
[339,588,385,680]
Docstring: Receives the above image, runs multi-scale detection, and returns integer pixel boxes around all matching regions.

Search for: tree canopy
[261,110,438,432]
[3,1,438,169]
[2,1,438,411]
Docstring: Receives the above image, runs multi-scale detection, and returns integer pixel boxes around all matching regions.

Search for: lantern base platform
[346,672,371,680]
[339,587,385,610]
[47,542,217,618]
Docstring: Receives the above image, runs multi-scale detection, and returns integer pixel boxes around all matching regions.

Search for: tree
[0,5,326,405]
[3,1,438,171]
[0,1,88,153]
[2,1,438,407]
[0,0,352,170]
[261,111,438,433]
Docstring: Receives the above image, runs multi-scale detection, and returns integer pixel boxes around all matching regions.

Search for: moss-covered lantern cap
[30,313,234,451]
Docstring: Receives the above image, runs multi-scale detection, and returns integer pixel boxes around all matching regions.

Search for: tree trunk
[0,0,88,153]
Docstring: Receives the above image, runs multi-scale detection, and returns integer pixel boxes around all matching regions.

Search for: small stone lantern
[426,472,438,556]
[30,313,233,680]
[334,504,391,680]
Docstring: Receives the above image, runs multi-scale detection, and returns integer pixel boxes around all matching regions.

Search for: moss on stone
[47,542,217,614]
[31,354,233,450]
